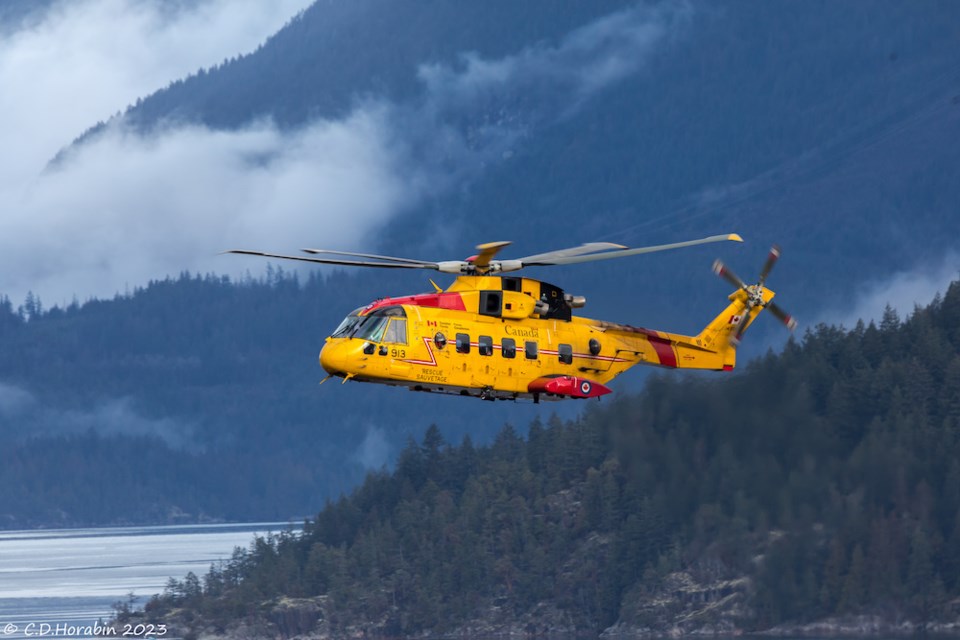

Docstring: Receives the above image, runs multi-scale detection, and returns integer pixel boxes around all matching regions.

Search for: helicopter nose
[319,341,347,376]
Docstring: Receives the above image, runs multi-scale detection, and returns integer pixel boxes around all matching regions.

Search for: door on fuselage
[384,316,411,375]
[471,319,499,390]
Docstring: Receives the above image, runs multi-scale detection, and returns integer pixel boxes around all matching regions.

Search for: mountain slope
[114,0,960,314]
[120,1,620,130]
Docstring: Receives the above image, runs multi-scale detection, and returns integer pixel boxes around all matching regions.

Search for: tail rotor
[712,244,796,346]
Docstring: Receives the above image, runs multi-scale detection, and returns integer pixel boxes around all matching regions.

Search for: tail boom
[593,287,774,374]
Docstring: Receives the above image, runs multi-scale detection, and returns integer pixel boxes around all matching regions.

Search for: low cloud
[409,4,685,179]
[0,1,687,305]
[11,111,412,303]
[822,251,960,328]
[418,5,681,113]
[0,0,312,188]
[353,426,391,471]
[0,382,197,449]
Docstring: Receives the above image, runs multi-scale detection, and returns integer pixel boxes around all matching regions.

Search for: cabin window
[478,335,493,356]
[525,341,538,360]
[456,333,471,354]
[559,344,573,365]
[501,338,516,359]
[383,318,407,344]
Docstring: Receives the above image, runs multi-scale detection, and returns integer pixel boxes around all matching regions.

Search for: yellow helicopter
[227,234,795,402]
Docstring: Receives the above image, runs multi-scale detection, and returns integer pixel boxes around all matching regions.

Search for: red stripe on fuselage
[648,335,677,368]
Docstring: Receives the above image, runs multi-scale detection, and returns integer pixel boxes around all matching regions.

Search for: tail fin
[604,286,782,373]
[688,288,772,369]
[670,244,794,372]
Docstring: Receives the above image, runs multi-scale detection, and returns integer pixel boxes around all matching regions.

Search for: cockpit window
[332,305,406,340]
[354,315,390,343]
[383,318,407,344]
[371,306,406,317]
[332,308,364,338]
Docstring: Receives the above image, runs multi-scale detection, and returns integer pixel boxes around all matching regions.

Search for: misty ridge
[0,381,198,450]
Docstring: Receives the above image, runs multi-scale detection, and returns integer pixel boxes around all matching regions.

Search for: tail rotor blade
[713,259,748,290]
[758,245,780,287]
[766,301,797,331]
[731,307,752,345]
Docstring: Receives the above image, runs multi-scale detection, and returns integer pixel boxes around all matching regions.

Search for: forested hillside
[134,280,960,638]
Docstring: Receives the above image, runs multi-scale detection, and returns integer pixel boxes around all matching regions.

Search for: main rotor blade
[301,248,435,265]
[471,241,512,269]
[712,259,748,291]
[523,234,743,266]
[517,242,628,263]
[224,250,438,269]
[758,245,781,287]
[765,301,797,331]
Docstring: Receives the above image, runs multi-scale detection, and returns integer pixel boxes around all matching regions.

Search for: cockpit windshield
[331,305,406,341]
[331,308,364,338]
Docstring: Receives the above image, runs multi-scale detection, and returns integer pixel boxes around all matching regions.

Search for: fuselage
[318,274,753,401]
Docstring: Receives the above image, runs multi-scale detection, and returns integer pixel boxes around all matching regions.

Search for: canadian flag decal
[728,314,743,325]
